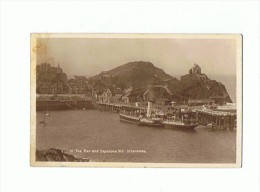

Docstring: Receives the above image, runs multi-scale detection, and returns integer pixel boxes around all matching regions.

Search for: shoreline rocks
[36,148,89,162]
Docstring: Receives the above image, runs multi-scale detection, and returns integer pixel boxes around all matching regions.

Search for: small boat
[39,120,46,127]
[39,112,47,127]
[44,106,50,117]
[44,112,50,117]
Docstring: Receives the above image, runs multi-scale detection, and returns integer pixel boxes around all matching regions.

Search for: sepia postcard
[30,34,242,167]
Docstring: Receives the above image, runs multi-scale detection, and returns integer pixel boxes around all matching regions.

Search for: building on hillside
[37,62,63,74]
[50,83,65,94]
[38,84,49,94]
[155,98,172,106]
[121,87,133,103]
[209,91,229,105]
[121,87,145,103]
[112,93,123,103]
[112,84,122,94]
[68,79,80,94]
[93,91,103,101]
[130,89,146,102]
[36,62,68,94]
[143,85,173,102]
[121,92,132,103]
[122,87,133,94]
[209,95,227,105]
[68,76,88,94]
[102,89,113,103]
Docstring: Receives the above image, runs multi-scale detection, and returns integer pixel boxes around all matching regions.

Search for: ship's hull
[138,121,164,127]
[119,113,164,127]
[119,113,140,124]
[163,121,198,130]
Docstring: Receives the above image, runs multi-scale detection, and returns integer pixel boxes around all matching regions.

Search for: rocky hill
[177,74,232,102]
[90,61,173,90]
[90,61,232,102]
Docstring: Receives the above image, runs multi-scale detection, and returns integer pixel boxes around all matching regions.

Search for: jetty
[95,102,237,130]
[194,108,237,130]
[94,101,146,113]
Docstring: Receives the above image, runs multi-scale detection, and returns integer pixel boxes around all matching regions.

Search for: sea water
[36,110,236,163]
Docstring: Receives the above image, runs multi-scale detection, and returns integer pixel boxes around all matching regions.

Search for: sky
[36,37,238,79]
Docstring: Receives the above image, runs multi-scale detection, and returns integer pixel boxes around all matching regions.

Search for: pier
[94,101,146,113]
[95,102,237,130]
[36,100,93,111]
[195,109,237,130]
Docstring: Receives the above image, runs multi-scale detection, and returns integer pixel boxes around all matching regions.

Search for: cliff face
[90,61,232,102]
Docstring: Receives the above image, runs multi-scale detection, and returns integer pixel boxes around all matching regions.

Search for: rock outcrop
[36,148,89,162]
[178,73,232,102]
